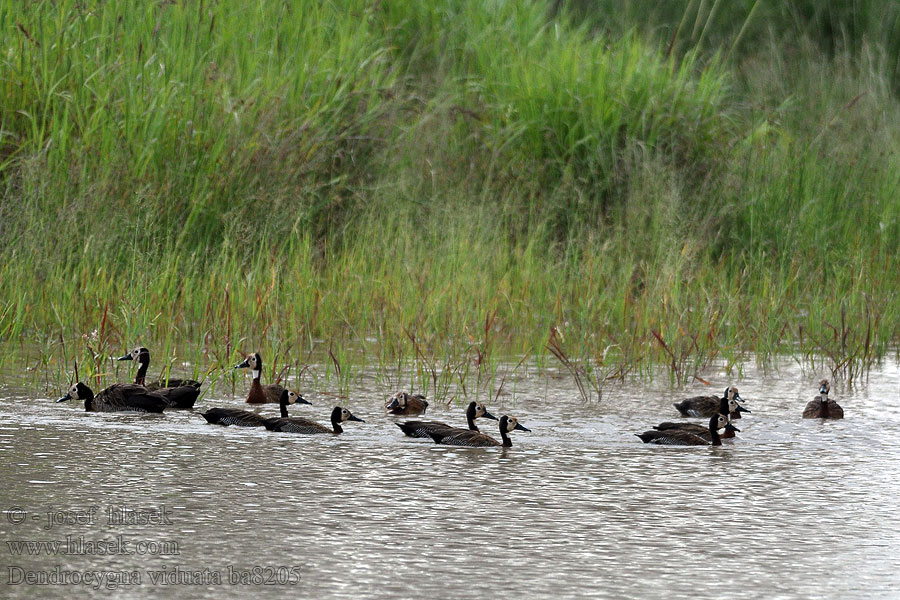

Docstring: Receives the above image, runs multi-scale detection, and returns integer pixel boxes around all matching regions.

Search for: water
[2,361,899,598]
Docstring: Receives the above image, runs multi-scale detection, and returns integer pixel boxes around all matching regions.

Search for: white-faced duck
[397,401,497,438]
[385,391,428,416]
[656,396,742,439]
[57,382,167,413]
[234,353,306,405]
[202,389,309,427]
[264,406,364,434]
[802,379,844,419]
[117,347,201,409]
[637,413,737,446]
[427,415,531,448]
[673,386,750,419]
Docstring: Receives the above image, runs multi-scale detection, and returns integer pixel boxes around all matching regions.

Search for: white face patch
[340,409,350,422]
[69,385,80,399]
[505,417,517,432]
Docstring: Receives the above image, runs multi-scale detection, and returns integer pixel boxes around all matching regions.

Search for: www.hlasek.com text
[6,536,180,556]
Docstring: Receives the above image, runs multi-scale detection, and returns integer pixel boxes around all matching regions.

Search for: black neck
[500,426,512,447]
[135,362,148,386]
[280,399,289,418]
[708,417,722,446]
[331,408,343,434]
[466,404,479,431]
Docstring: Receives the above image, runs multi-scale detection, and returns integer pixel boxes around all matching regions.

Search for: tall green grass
[1,0,899,395]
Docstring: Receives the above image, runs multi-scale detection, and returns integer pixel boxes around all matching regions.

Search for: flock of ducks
[55,349,845,448]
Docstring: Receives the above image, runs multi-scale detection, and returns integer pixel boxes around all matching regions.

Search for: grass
[1,0,899,397]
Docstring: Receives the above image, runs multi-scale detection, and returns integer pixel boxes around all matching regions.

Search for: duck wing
[263,384,289,404]
[396,420,454,438]
[202,408,266,427]
[636,430,708,445]
[263,416,332,434]
[672,395,717,417]
[154,385,200,409]
[428,428,500,447]
[93,384,167,413]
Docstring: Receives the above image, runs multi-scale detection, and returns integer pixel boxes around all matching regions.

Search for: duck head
[234,353,262,379]
[117,347,150,366]
[499,415,531,433]
[468,401,498,421]
[279,389,311,406]
[57,382,94,403]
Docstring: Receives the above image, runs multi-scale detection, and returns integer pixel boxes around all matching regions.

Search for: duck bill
[234,358,250,369]
[819,384,828,394]
[56,393,72,403]
[348,414,365,423]
[482,410,499,421]
[116,353,133,361]
[733,392,743,403]
[725,423,741,433]
[736,404,751,414]
[514,423,531,432]
[385,398,399,410]
[296,395,312,405]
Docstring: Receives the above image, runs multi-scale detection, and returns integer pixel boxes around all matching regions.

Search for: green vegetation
[1,0,898,395]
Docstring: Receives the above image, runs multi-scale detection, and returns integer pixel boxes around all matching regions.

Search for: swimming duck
[117,347,200,409]
[56,382,167,413]
[802,379,844,419]
[637,413,735,446]
[385,391,428,416]
[652,418,740,441]
[263,406,364,434]
[201,389,308,427]
[397,401,497,438]
[427,415,530,448]
[673,386,750,419]
[234,353,305,404]
[117,347,201,390]
[656,396,742,439]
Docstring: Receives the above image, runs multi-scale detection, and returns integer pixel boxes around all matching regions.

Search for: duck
[656,396,742,439]
[201,389,309,427]
[116,347,201,409]
[56,382,167,413]
[397,401,497,438]
[802,379,844,419]
[673,386,750,419]
[652,418,740,441]
[234,353,305,404]
[117,347,201,390]
[637,413,735,446]
[426,415,531,448]
[263,406,364,434]
[385,391,428,416]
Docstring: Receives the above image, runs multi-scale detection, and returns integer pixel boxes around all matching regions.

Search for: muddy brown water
[1,360,898,598]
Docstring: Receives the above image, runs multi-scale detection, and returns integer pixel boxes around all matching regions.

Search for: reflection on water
[1,361,899,598]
